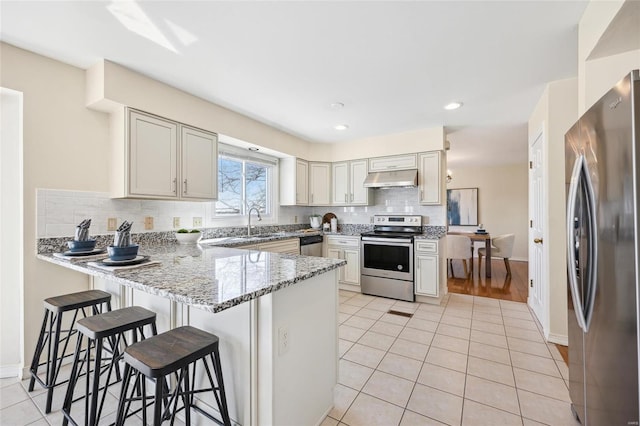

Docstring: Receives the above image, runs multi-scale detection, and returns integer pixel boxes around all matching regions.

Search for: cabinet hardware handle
[183,179,188,194]
[388,165,397,168]
[534,238,543,244]
[173,178,177,193]
[344,193,347,202]
[311,194,314,203]
[350,193,354,202]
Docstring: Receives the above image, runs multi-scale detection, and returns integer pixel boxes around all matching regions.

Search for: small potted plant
[175,228,202,244]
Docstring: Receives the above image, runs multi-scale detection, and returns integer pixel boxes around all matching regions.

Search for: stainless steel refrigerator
[565,70,639,425]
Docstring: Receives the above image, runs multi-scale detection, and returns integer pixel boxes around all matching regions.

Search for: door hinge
[530,220,533,228]
[529,161,533,169]
[530,279,533,288]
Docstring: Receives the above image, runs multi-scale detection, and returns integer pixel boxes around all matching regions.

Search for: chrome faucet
[247,207,262,236]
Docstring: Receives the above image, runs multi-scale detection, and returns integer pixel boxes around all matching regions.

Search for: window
[215,144,276,217]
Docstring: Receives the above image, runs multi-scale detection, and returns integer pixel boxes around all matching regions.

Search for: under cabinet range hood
[363,169,418,188]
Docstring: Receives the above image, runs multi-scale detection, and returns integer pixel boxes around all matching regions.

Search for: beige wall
[578,0,640,112]
[446,163,529,261]
[529,77,578,344]
[0,43,112,369]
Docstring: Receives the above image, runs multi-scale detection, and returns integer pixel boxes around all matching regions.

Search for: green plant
[176,229,189,233]
[190,229,200,233]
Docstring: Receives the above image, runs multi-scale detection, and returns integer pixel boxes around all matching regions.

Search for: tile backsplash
[36,188,445,238]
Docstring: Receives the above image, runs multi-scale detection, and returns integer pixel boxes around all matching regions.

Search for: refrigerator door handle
[581,156,598,331]
[567,155,588,332]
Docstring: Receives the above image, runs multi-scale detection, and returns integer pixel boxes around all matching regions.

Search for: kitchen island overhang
[38,243,345,426]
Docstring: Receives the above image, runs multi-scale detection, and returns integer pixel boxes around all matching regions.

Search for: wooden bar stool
[62,306,157,426]
[29,290,112,413]
[115,326,232,426]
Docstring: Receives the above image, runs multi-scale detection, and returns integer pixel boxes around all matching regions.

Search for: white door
[529,129,546,328]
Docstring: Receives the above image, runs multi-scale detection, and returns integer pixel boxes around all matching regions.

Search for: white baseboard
[547,332,568,346]
[0,364,22,379]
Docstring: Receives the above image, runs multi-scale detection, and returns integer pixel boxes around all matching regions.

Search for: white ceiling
[0,1,588,167]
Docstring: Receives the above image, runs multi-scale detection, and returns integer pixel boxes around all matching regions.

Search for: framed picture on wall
[447,187,479,226]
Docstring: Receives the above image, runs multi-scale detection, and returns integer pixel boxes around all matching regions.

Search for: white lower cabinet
[414,240,442,298]
[325,235,360,289]
[238,238,300,254]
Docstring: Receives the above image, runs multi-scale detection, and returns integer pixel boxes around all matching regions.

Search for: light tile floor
[1,291,579,426]
[324,290,580,426]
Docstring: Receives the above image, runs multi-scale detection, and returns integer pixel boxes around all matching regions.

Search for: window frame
[212,144,278,223]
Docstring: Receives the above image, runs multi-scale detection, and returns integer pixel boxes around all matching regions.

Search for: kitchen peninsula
[38,242,345,426]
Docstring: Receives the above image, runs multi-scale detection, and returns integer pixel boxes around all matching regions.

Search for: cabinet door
[129,110,178,197]
[415,254,438,296]
[332,162,349,205]
[309,162,331,206]
[350,160,369,205]
[368,154,418,172]
[181,126,218,200]
[326,247,345,281]
[296,159,309,205]
[419,151,442,205]
[343,248,361,286]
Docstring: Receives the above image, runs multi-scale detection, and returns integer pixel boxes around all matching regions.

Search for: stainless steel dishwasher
[299,234,323,256]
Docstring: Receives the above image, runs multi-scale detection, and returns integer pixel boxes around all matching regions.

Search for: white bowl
[175,232,202,244]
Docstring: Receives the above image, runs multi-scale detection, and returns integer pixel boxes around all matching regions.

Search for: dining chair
[478,234,515,277]
[447,235,473,279]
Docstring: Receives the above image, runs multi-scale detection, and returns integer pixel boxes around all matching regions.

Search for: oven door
[361,237,414,281]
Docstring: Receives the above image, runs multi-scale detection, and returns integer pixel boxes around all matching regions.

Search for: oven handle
[361,237,413,245]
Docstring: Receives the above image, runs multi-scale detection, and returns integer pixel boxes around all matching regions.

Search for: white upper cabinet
[129,110,178,198]
[124,109,217,200]
[418,151,442,205]
[280,157,309,206]
[181,125,218,200]
[331,162,349,205]
[368,153,418,172]
[309,162,331,206]
[331,160,370,206]
[349,160,370,205]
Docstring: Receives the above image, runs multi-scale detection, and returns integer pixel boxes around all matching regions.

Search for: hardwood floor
[447,257,569,365]
[447,258,529,302]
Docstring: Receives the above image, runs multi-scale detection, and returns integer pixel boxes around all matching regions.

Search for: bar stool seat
[62,306,157,426]
[29,290,112,414]
[116,326,231,426]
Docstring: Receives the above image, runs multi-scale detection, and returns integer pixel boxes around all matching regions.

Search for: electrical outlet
[370,216,374,223]
[278,326,290,355]
[107,218,117,231]
[173,217,181,228]
[144,216,154,230]
[193,217,202,227]
[294,215,298,223]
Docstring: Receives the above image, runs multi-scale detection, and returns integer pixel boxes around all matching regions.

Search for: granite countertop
[37,242,345,313]
[414,234,446,241]
[199,230,323,247]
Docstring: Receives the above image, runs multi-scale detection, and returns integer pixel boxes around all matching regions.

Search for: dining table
[447,232,492,278]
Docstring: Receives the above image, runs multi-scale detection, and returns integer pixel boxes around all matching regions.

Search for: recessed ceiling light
[334,124,349,130]
[444,101,463,110]
[330,102,344,109]
[248,147,259,151]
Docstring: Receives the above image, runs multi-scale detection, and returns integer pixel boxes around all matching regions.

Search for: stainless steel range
[361,215,423,302]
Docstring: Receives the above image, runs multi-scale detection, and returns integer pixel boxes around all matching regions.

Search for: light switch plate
[193,217,202,227]
[107,218,117,231]
[173,217,181,228]
[144,216,154,230]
